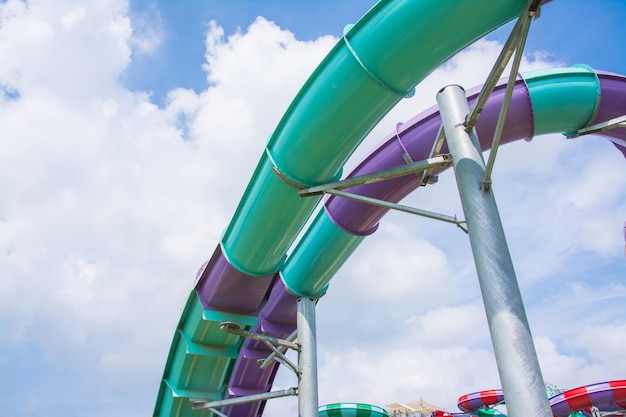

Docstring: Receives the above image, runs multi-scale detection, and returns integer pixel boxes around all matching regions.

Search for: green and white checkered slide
[318,403,390,417]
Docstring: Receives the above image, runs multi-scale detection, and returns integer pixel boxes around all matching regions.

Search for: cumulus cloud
[0,0,135,103]
[0,3,337,415]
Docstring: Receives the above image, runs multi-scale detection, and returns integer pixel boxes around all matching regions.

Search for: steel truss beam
[298,154,467,230]
[298,154,451,197]
[190,388,298,413]
[464,0,542,190]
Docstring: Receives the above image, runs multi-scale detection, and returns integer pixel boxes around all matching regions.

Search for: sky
[0,1,625,416]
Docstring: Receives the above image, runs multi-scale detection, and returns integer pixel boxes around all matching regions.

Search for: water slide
[456,380,626,416]
[319,403,389,417]
[152,0,626,416]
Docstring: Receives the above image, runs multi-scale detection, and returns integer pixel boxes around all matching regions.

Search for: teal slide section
[220,0,536,277]
[525,65,601,135]
[281,209,368,298]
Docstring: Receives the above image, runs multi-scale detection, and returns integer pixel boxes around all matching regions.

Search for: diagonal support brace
[219,322,300,351]
[191,388,298,412]
[258,330,298,370]
[297,154,465,232]
[460,0,542,191]
[298,155,451,197]
[567,115,626,138]
[465,0,542,131]
[324,188,468,233]
[219,322,300,375]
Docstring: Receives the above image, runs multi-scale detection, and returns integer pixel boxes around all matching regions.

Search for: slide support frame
[190,388,298,413]
[465,0,541,131]
[568,114,626,138]
[464,0,541,190]
[437,84,552,417]
[191,302,322,417]
[297,297,319,417]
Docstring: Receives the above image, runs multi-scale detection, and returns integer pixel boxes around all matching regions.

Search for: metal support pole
[436,85,552,417]
[297,297,319,417]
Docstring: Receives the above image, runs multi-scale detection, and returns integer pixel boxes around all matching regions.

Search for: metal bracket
[421,124,447,186]
[220,322,300,351]
[272,166,306,190]
[219,322,300,375]
[566,115,626,138]
[257,330,298,370]
[298,154,451,197]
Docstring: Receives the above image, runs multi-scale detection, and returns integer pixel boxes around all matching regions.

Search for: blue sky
[124,1,374,103]
[123,0,626,106]
[0,1,624,416]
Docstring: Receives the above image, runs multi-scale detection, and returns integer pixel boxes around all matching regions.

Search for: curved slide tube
[219,0,555,278]
[319,403,389,417]
[152,69,626,417]
[153,67,626,417]
[454,380,626,416]
[152,0,626,416]
[458,390,505,413]
[282,66,625,297]
[550,380,626,417]
[432,410,503,417]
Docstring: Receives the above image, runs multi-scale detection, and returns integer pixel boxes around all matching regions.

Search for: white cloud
[127,1,163,55]
[345,223,454,303]
[0,0,133,103]
[311,338,501,412]
[0,4,341,415]
[403,303,490,348]
[576,322,626,370]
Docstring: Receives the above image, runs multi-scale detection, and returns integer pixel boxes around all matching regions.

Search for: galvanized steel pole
[436,85,552,417]
[297,297,319,417]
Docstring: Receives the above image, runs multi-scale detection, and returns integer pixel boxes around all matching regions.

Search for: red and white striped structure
[454,380,626,416]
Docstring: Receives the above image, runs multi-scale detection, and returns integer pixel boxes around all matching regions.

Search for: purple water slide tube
[325,70,625,236]
[454,380,626,415]
[550,380,626,417]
